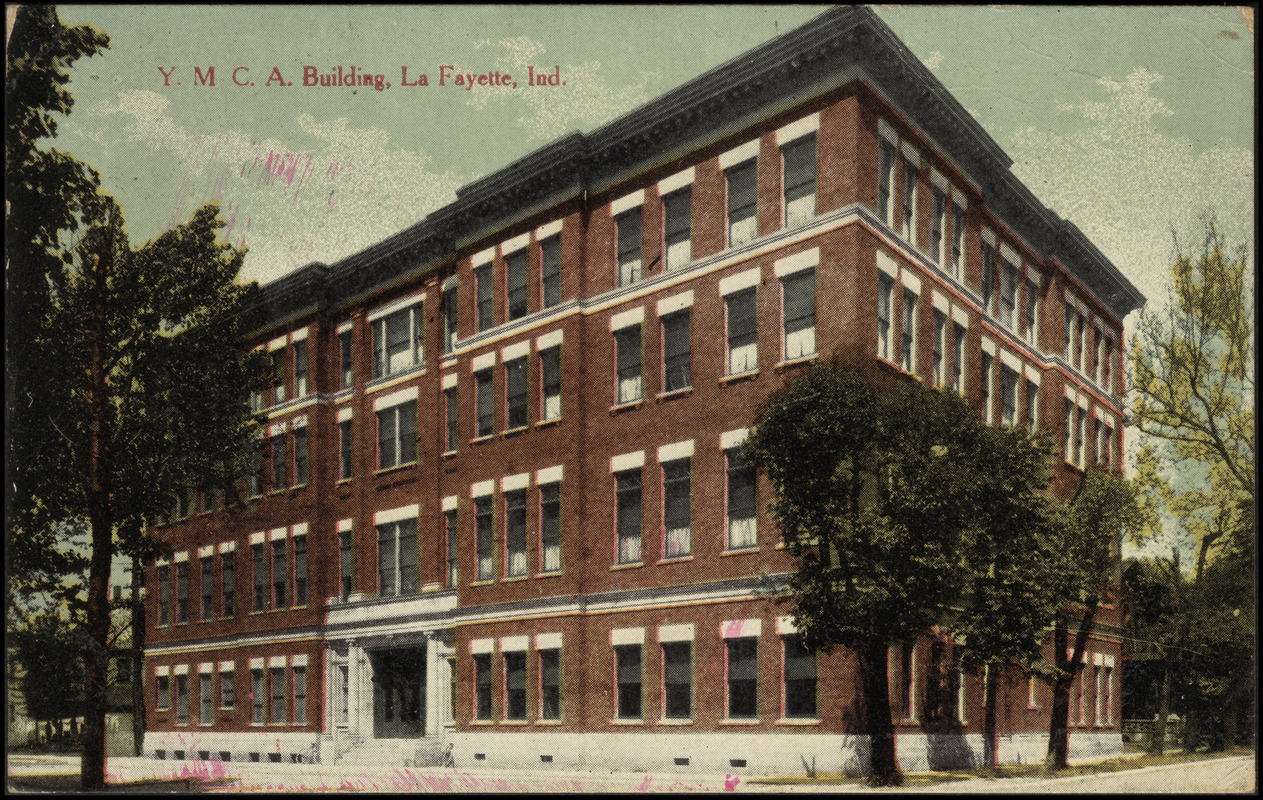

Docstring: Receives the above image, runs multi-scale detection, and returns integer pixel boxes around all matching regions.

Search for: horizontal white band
[774,247,819,278]
[981,337,996,356]
[981,227,996,247]
[337,518,353,532]
[292,522,308,537]
[610,450,645,473]
[198,545,215,558]
[657,290,694,316]
[877,251,899,279]
[374,504,419,526]
[1025,365,1042,385]
[900,140,920,164]
[250,658,265,669]
[932,291,950,314]
[722,618,762,638]
[535,632,563,650]
[471,479,495,498]
[292,655,308,667]
[501,472,530,492]
[1001,350,1023,373]
[269,656,286,668]
[501,232,530,255]
[901,271,921,295]
[373,386,417,411]
[610,306,644,332]
[536,329,563,350]
[442,495,458,512]
[290,327,308,343]
[501,340,530,362]
[536,219,563,240]
[291,415,307,429]
[200,662,214,673]
[952,186,968,210]
[951,306,970,327]
[720,428,749,450]
[776,112,819,145]
[657,167,695,196]
[337,406,353,422]
[250,532,265,545]
[930,168,948,192]
[1000,242,1021,267]
[657,439,694,462]
[877,118,899,144]
[219,541,235,553]
[268,336,287,351]
[337,321,353,334]
[719,139,760,169]
[657,623,694,643]
[472,246,495,267]
[470,638,495,655]
[174,551,188,563]
[218,661,234,672]
[610,189,645,217]
[776,616,798,635]
[610,627,645,646]
[155,666,170,676]
[367,291,425,323]
[535,465,564,485]
[719,266,761,296]
[174,664,189,675]
[500,635,529,652]
[270,527,286,541]
[471,351,497,372]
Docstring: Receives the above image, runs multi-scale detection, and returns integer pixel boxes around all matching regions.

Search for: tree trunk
[858,637,902,786]
[1150,663,1171,754]
[982,663,1000,769]
[131,554,145,756]
[81,227,114,790]
[1046,603,1098,769]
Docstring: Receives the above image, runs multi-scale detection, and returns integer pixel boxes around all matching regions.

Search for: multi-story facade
[143,7,1143,774]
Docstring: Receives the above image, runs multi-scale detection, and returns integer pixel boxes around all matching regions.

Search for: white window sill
[721,547,759,557]
[657,718,693,726]
[610,399,644,413]
[535,719,563,726]
[656,388,693,401]
[502,575,528,583]
[720,718,760,726]
[499,720,529,726]
[610,562,643,571]
[374,462,417,476]
[609,718,645,726]
[775,717,822,726]
[502,426,529,436]
[470,580,495,587]
[536,417,562,428]
[657,555,693,565]
[720,370,759,384]
[471,435,495,445]
[775,354,818,371]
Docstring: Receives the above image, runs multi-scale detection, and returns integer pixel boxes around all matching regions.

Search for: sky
[42,5,1256,567]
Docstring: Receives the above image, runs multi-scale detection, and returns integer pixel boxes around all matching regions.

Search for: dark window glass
[981,242,996,312]
[377,401,417,469]
[475,370,494,437]
[339,529,354,599]
[540,649,561,720]
[339,420,353,481]
[505,357,528,430]
[901,290,917,373]
[541,347,562,421]
[877,274,893,360]
[374,304,421,378]
[505,651,527,720]
[220,671,235,709]
[221,552,234,617]
[726,448,757,549]
[662,311,691,392]
[506,250,528,321]
[340,330,354,389]
[616,209,644,287]
[271,349,287,405]
[616,469,642,564]
[540,483,561,573]
[782,271,816,360]
[157,675,170,709]
[293,666,307,724]
[952,322,966,393]
[981,352,994,424]
[541,236,562,309]
[726,161,758,246]
[663,189,692,269]
[293,535,307,606]
[271,538,287,609]
[272,433,287,490]
[157,565,170,626]
[662,459,691,558]
[377,519,417,597]
[782,134,816,228]
[1002,366,1019,426]
[505,489,527,578]
[293,340,308,397]
[615,644,642,719]
[475,496,494,581]
[270,668,285,724]
[877,139,896,224]
[444,387,459,452]
[201,557,214,620]
[615,326,643,404]
[176,674,189,724]
[445,510,459,588]
[475,265,494,332]
[252,670,264,723]
[293,427,308,485]
[902,159,919,241]
[663,641,692,719]
[784,635,817,718]
[252,543,266,611]
[726,637,758,718]
[930,187,945,263]
[176,563,188,623]
[951,205,966,278]
[474,654,492,720]
[932,310,947,387]
[442,285,459,354]
[726,288,758,375]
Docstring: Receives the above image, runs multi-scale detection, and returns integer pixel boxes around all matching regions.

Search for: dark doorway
[371,646,426,738]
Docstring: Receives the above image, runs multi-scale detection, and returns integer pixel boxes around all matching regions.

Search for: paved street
[6,752,1255,793]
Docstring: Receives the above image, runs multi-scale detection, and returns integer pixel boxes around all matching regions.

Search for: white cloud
[922,51,944,69]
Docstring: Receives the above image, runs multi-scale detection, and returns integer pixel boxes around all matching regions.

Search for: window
[475,496,494,581]
[615,326,643,404]
[271,349,287,405]
[473,654,493,720]
[377,519,417,597]
[293,533,307,607]
[1075,405,1085,467]
[540,236,562,309]
[1093,418,1103,466]
[951,204,965,280]
[1093,327,1103,384]
[1064,399,1075,462]
[726,161,758,247]
[1103,337,1114,392]
[200,673,213,725]
[726,638,758,718]
[252,669,265,724]
[782,134,816,228]
[475,369,494,438]
[980,351,994,425]
[782,270,816,361]
[998,259,1018,328]
[444,387,459,452]
[932,310,947,387]
[339,329,354,389]
[1001,365,1019,427]
[293,665,307,724]
[250,382,264,414]
[270,667,286,724]
[505,250,528,321]
[616,209,643,287]
[339,419,353,480]
[877,274,894,361]
[615,469,642,564]
[221,551,234,617]
[901,157,918,242]
[1026,380,1040,431]
[176,563,189,623]
[901,290,917,374]
[176,674,189,724]
[252,543,266,611]
[445,509,459,587]
[157,565,170,626]
[377,400,417,469]
[540,346,562,421]
[505,357,527,430]
[339,528,354,599]
[662,459,692,558]
[783,634,817,718]
[504,651,527,720]
[1075,311,1086,372]
[540,649,561,720]
[878,138,897,225]
[293,339,308,397]
[615,644,642,719]
[271,538,287,609]
[1064,305,1074,360]
[930,187,945,264]
[952,322,966,393]
[505,489,527,578]
[726,447,757,550]
[475,264,494,333]
[157,674,171,709]
[663,189,692,269]
[726,288,758,375]
[249,439,263,497]
[272,433,287,490]
[442,283,459,355]
[293,427,308,486]
[662,641,692,719]
[661,311,691,392]
[201,556,214,620]
[373,302,423,379]
[901,641,916,721]
[220,669,235,709]
[981,241,996,313]
[1024,275,1040,345]
[540,483,562,573]
[1101,422,1114,469]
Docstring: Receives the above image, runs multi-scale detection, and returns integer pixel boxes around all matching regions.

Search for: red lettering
[192,66,215,87]
[265,67,286,87]
[158,66,175,86]
[303,66,318,86]
[233,67,250,86]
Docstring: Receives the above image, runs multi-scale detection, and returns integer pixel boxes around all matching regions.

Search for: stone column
[424,632,441,737]
[347,639,362,737]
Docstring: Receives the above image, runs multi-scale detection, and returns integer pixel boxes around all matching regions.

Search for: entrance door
[370,646,426,739]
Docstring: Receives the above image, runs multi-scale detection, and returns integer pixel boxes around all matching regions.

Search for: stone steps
[337,738,450,768]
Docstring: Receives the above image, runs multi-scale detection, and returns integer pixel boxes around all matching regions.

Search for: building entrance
[370,646,426,739]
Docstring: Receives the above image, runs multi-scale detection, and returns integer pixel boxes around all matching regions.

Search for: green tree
[10,611,86,742]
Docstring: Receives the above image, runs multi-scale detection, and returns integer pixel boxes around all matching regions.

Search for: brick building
[142,7,1143,774]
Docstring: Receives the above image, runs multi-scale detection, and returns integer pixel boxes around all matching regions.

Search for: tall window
[540,483,562,573]
[782,134,816,228]
[726,161,758,247]
[782,270,816,361]
[878,138,896,225]
[506,250,528,321]
[293,665,307,724]
[377,518,417,597]
[540,236,562,309]
[444,387,459,452]
[339,329,354,389]
[663,189,692,269]
[726,637,758,718]
[504,651,527,720]
[901,290,918,374]
[505,489,528,578]
[930,187,945,264]
[475,496,494,581]
[615,644,642,719]
[615,326,643,404]
[271,537,287,609]
[540,346,562,421]
[272,433,287,490]
[292,340,308,398]
[726,288,758,375]
[662,459,692,558]
[901,157,919,242]
[932,310,947,387]
[157,673,171,709]
[1001,365,1019,426]
[293,533,307,607]
[339,419,353,480]
[252,543,266,611]
[176,562,189,623]
[783,634,817,718]
[616,469,643,564]
[505,357,528,430]
[475,369,494,437]
[540,649,561,720]
[220,669,235,709]
[270,667,286,724]
[726,447,757,550]
[252,669,265,724]
[157,565,170,626]
[662,311,691,392]
[442,283,459,355]
[176,674,189,724]
[981,242,996,314]
[1075,311,1087,372]
[952,322,966,393]
[475,264,494,333]
[445,509,459,587]
[201,556,214,620]
[271,349,287,405]
[249,439,262,497]
[200,673,213,724]
[1064,399,1075,463]
[1103,337,1114,392]
[377,400,417,469]
[1093,326,1103,384]
[1075,404,1085,468]
[1101,422,1114,469]
[221,551,234,617]
[616,209,643,287]
[1026,380,1040,431]
[293,427,308,486]
[663,641,692,719]
[951,204,965,280]
[998,259,1018,328]
[373,302,423,379]
[473,654,492,720]
[1024,275,1040,345]
[1064,305,1075,360]
[877,274,894,360]
[339,529,354,599]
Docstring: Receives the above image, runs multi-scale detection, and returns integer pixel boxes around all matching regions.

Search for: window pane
[272,433,287,489]
[476,497,494,581]
[340,330,354,389]
[878,140,896,224]
[445,510,459,587]
[930,187,945,264]
[617,210,643,287]
[727,289,758,374]
[615,645,642,718]
[506,490,527,577]
[340,529,354,598]
[397,519,417,595]
[272,538,287,608]
[221,553,234,617]
[270,668,285,724]
[663,641,692,718]
[877,275,893,360]
[727,161,758,246]
[201,557,214,620]
[474,654,492,720]
[252,543,266,611]
[293,535,307,606]
[293,427,308,485]
[442,285,459,354]
[662,311,691,392]
[271,349,287,405]
[616,470,642,564]
[783,135,816,228]
[340,420,353,480]
[615,327,643,404]
[476,370,495,437]
[221,671,234,709]
[293,340,308,397]
[726,638,758,717]
[663,459,691,557]
[540,483,562,573]
[784,635,816,718]
[445,387,459,452]
[540,649,561,720]
[902,160,918,241]
[782,271,816,360]
[378,523,396,597]
[727,448,757,549]
[294,666,307,724]
[663,189,692,270]
[541,236,562,309]
[505,651,527,719]
[506,357,527,429]
[541,347,562,421]
[506,251,528,321]
[176,674,189,724]
[475,265,494,332]
[377,408,397,469]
